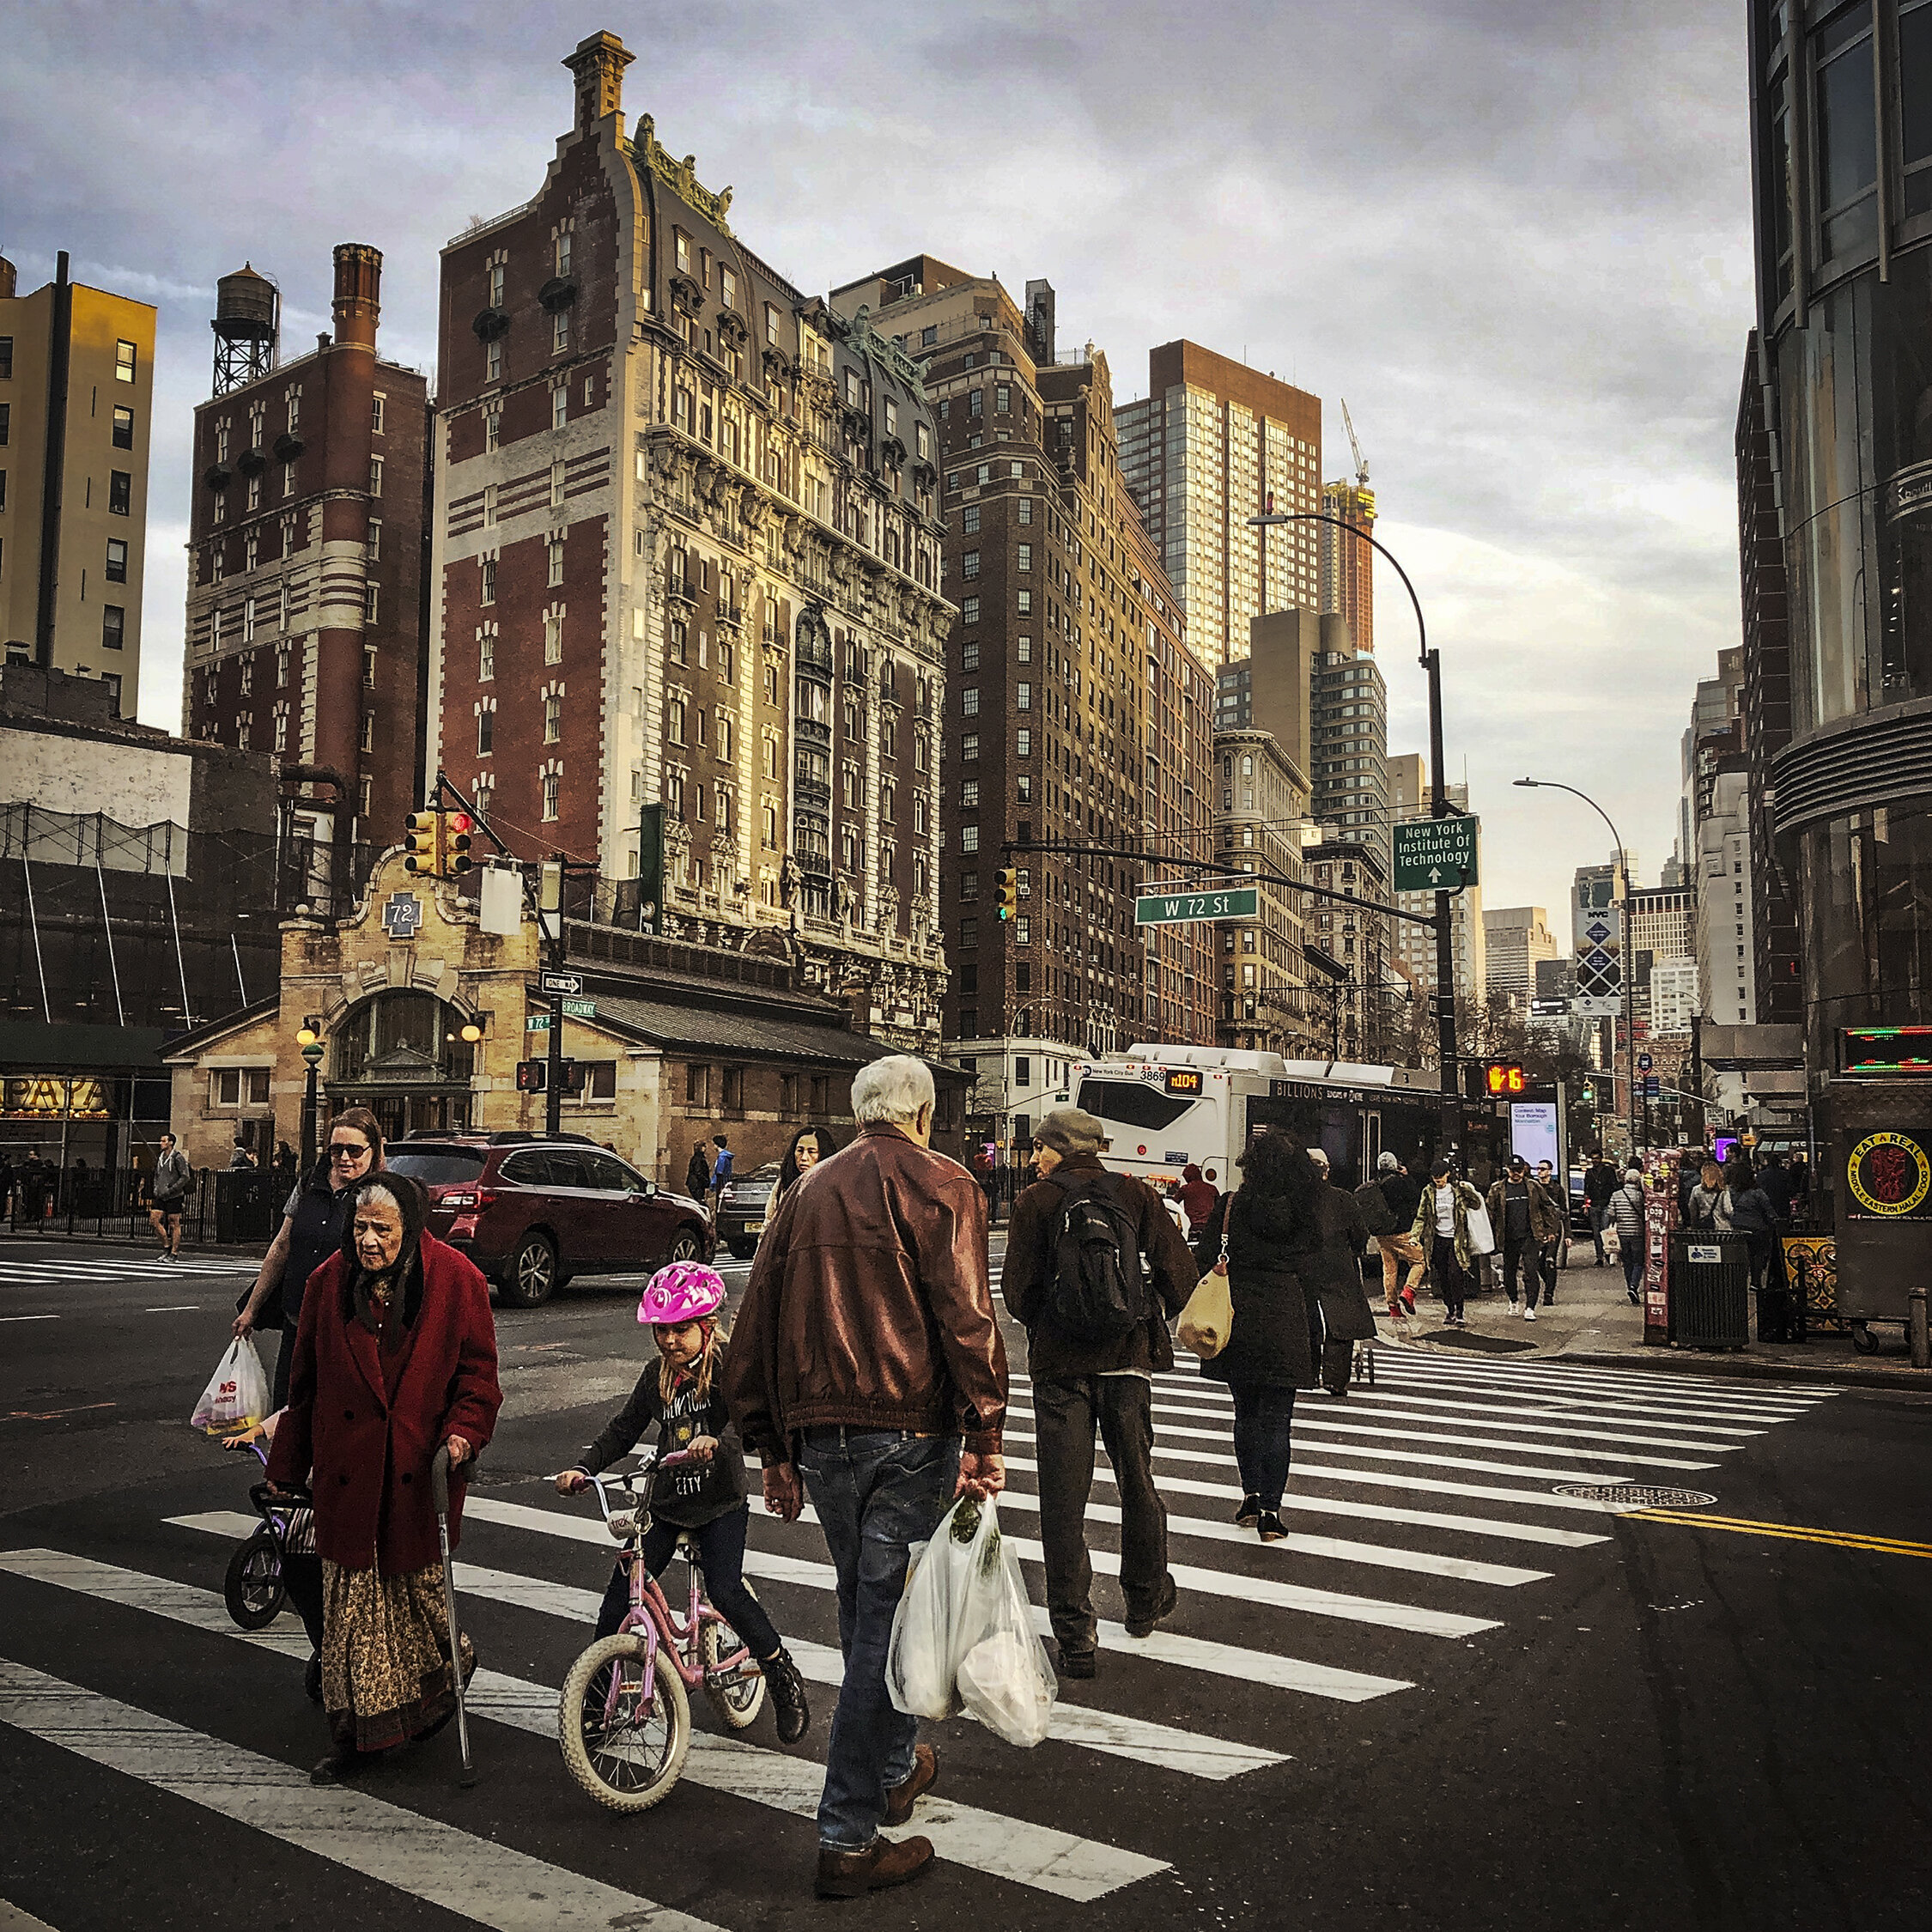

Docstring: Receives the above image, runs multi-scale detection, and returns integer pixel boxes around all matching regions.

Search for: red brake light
[440,1187,495,1210]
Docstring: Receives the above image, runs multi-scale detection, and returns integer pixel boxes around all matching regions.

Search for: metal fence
[1,1163,286,1246]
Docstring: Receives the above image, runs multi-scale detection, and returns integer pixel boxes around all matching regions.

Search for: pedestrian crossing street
[0,1347,1839,1925]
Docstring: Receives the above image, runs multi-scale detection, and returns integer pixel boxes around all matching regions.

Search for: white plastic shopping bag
[191,1337,269,1434]
[1464,1198,1497,1258]
[886,1497,987,1718]
[954,1519,1058,1748]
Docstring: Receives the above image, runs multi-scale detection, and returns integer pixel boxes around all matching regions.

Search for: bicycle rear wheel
[701,1581,768,1730]
[223,1528,285,1630]
[558,1634,690,1813]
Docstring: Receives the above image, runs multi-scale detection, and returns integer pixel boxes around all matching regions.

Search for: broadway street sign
[1134,885,1261,927]
[1393,816,1479,894]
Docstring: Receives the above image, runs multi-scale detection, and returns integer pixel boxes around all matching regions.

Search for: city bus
[1055,1045,1478,1194]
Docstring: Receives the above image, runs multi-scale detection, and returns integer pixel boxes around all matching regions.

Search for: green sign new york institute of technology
[1393,816,1480,894]
[1134,886,1261,927]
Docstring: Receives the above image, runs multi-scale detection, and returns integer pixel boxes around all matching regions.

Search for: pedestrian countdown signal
[1485,1062,1528,1097]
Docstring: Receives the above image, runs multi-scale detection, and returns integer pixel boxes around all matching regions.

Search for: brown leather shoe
[883,1743,938,1826]
[814,1835,934,1899]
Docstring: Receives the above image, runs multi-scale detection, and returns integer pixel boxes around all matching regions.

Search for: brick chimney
[564,30,634,132]
[331,244,381,350]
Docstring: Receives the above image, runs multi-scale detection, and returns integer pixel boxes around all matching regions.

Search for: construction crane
[1340,398,1369,489]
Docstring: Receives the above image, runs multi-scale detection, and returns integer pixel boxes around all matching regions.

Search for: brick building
[1304,838,1393,1061]
[185,247,429,854]
[831,259,1213,1132]
[1116,343,1321,669]
[1211,726,1315,1056]
[428,34,951,1048]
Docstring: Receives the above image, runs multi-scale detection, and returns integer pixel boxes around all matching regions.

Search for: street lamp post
[295,1017,325,1172]
[1247,510,1461,1150]
[1513,779,1639,1161]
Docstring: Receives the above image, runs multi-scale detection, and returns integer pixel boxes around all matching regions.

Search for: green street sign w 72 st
[1393,816,1479,894]
[1134,886,1260,927]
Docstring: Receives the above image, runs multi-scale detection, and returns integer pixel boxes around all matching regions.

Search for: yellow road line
[1627,1510,1932,1557]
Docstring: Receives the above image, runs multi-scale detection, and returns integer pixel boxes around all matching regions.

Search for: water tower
[210,264,279,395]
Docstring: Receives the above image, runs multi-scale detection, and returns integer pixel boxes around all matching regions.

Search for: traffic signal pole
[540,860,565,1139]
[1249,509,1461,1156]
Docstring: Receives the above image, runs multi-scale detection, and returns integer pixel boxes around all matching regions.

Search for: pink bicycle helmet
[637,1260,726,1327]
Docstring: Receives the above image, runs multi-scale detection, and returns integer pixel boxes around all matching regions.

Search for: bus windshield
[1076,1078,1198,1132]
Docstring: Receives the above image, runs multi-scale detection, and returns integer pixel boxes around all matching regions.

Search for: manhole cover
[1553,1484,1718,1509]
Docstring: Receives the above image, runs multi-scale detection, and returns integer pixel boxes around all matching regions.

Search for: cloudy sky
[3,0,1755,936]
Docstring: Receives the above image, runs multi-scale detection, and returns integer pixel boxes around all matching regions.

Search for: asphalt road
[2,1233,1929,1932]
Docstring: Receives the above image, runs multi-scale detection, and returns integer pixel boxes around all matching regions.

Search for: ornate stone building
[428,33,951,1049]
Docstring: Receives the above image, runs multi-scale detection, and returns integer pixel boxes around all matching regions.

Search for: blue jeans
[1230,1383,1297,1510]
[795,1426,957,1851]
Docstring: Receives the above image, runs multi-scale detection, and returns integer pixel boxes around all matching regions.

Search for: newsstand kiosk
[1833,1028,1932,1366]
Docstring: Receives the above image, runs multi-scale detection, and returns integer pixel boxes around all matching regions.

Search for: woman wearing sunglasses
[234,1108,385,1409]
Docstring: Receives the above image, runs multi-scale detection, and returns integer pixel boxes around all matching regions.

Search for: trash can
[1669,1230,1751,1349]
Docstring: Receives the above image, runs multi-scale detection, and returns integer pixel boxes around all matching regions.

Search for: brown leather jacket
[725,1123,1007,1460]
[1002,1157,1198,1379]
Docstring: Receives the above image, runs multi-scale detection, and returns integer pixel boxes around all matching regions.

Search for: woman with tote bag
[1188,1134,1321,1545]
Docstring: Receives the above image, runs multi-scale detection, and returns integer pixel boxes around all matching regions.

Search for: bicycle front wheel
[558,1634,691,1813]
[223,1528,285,1631]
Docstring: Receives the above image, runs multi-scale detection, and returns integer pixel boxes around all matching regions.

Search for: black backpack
[1353,1180,1398,1237]
[1045,1176,1149,1342]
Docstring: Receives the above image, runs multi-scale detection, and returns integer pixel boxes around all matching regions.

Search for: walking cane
[430,1444,479,1788]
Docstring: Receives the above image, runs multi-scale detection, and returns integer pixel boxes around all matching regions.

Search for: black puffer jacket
[1192,1192,1316,1390]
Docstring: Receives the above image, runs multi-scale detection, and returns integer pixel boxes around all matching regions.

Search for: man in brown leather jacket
[1003,1107,1196,1677]
[727,1054,1006,1902]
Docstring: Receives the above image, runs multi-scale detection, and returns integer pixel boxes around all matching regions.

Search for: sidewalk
[1372,1251,1932,1393]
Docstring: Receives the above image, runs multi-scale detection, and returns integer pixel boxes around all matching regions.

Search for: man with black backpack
[1002,1107,1198,1680]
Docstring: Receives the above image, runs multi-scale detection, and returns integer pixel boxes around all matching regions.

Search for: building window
[486,338,502,384]
[552,385,568,433]
[1016,728,1030,757]
[485,407,501,452]
[366,518,381,562]
[963,596,980,626]
[365,584,379,623]
[481,556,496,605]
[548,538,565,587]
[368,457,384,498]
[1018,496,1032,525]
[553,308,571,355]
[1017,589,1031,614]
[363,646,378,688]
[962,639,980,672]
[108,470,131,516]
[477,708,494,755]
[1018,543,1031,572]
[105,538,128,584]
[963,505,981,534]
[962,686,980,716]
[115,340,137,384]
[544,693,562,743]
[543,770,561,820]
[963,550,980,579]
[101,605,125,651]
[479,630,494,680]
[544,609,563,662]
[111,404,135,450]
[1018,635,1031,663]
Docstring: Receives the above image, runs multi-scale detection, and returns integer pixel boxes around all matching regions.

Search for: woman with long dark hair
[776,1122,841,1198]
[1192,1133,1322,1543]
[1717,1153,1787,1340]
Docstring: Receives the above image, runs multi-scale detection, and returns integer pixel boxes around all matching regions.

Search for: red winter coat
[266,1232,501,1574]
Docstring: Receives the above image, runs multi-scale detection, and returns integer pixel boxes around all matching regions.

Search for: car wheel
[666,1226,703,1266]
[727,1240,757,1261]
[505,1232,557,1307]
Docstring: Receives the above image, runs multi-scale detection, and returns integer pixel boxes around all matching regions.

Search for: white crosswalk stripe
[0,1651,730,1932]
[0,1547,1168,1899]
[0,1345,1838,1927]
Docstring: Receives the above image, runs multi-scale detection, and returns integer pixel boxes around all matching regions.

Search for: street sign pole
[540,858,565,1139]
[1425,645,1460,1156]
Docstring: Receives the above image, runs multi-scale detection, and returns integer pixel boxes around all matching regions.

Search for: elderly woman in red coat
[267,1171,501,1784]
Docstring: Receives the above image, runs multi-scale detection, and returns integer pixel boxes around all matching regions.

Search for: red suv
[385,1133,713,1307]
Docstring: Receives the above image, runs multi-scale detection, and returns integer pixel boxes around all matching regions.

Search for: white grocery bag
[191,1337,269,1434]
[955,1523,1058,1748]
[885,1496,1058,1746]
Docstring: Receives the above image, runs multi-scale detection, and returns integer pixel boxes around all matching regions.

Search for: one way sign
[538,969,584,997]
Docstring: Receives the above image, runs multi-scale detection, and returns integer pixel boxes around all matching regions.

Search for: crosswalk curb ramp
[0,1351,1836,1921]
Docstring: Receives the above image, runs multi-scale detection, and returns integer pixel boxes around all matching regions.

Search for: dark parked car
[384,1133,713,1307]
[715,1161,781,1260]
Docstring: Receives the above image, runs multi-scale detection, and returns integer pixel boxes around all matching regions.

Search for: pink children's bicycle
[557,1450,768,1812]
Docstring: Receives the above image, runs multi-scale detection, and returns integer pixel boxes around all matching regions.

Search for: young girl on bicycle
[554,1261,811,1744]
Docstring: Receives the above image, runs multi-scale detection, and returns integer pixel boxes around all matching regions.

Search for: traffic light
[994,867,1018,921]
[1484,1061,1528,1097]
[515,1059,546,1094]
[445,811,474,878]
[405,810,440,876]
